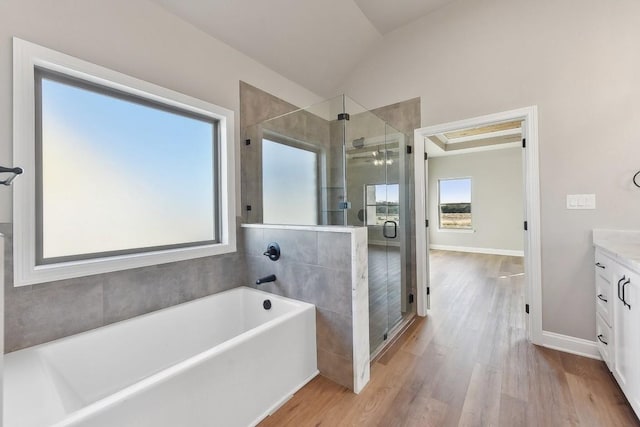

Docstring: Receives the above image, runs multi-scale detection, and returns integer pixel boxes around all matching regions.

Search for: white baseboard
[429,244,524,257]
[541,331,601,360]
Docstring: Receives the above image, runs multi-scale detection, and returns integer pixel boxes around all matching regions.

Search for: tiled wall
[241,224,369,391]
[1,222,247,352]
[240,81,300,224]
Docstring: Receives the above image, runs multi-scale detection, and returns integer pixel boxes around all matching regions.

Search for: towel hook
[0,166,23,186]
[634,170,640,188]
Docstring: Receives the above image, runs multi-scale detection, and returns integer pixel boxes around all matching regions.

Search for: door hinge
[246,205,252,211]
[522,138,526,148]
[524,221,528,231]
[383,333,388,341]
[425,219,429,227]
[408,293,414,304]
[424,152,428,160]
[427,286,430,296]
[525,303,530,314]
[245,139,251,146]
[406,145,413,154]
[337,113,350,121]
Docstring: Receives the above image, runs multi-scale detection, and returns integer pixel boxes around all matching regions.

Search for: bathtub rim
[5,286,317,427]
[5,286,312,356]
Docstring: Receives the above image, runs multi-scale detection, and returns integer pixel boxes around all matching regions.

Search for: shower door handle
[383,220,397,239]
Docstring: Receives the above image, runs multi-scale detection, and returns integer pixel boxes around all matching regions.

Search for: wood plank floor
[259,250,640,426]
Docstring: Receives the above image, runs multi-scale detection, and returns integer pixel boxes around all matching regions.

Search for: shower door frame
[347,131,413,356]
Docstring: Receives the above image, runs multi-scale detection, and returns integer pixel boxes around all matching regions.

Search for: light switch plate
[566,194,596,209]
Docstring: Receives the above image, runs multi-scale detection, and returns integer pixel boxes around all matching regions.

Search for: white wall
[429,148,523,253]
[339,0,640,341]
[0,0,323,222]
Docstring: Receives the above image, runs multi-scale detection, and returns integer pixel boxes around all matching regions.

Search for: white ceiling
[150,0,455,97]
[354,0,456,35]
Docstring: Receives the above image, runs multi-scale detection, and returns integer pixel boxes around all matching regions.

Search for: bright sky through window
[262,139,318,225]
[39,74,216,260]
[439,178,471,204]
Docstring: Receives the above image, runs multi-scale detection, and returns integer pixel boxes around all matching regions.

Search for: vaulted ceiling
[150,0,456,97]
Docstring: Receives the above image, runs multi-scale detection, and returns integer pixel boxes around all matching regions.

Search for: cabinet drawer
[596,274,613,327]
[596,312,613,371]
[595,249,614,327]
[595,249,614,275]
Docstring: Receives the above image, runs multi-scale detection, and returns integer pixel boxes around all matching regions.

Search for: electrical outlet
[566,194,596,209]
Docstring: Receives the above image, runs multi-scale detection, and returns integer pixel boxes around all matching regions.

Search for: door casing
[413,106,541,345]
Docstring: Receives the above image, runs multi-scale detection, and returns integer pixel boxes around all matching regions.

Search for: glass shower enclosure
[251,95,413,356]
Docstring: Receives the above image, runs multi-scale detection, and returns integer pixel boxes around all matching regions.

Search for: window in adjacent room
[365,184,399,226]
[438,178,472,229]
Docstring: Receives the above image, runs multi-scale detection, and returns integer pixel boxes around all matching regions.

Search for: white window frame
[437,177,472,231]
[12,38,236,286]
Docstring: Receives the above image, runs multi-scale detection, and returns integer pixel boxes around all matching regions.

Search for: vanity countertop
[593,229,640,272]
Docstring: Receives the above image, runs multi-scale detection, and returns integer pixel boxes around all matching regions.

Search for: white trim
[425,139,521,158]
[429,244,524,257]
[541,331,601,360]
[447,128,522,144]
[12,38,236,286]
[351,228,370,394]
[414,106,542,346]
[241,223,357,233]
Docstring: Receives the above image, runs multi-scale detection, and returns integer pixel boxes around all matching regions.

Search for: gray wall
[240,81,309,224]
[241,225,356,389]
[338,0,640,341]
[0,0,323,223]
[0,0,321,352]
[1,222,247,352]
[428,148,524,252]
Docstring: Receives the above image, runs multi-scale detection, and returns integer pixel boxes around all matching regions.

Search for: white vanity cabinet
[594,250,614,370]
[594,248,614,370]
[593,242,640,418]
[612,264,640,415]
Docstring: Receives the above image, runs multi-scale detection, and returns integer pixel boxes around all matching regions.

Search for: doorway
[413,106,542,345]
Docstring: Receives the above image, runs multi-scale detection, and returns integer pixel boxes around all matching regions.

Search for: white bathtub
[4,287,318,427]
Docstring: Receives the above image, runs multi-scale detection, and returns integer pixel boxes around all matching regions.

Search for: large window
[13,38,236,285]
[262,139,318,225]
[37,70,218,263]
[438,178,472,229]
[365,184,399,226]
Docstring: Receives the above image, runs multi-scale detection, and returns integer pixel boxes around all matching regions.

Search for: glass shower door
[344,103,410,355]
[382,130,404,335]
[259,94,413,357]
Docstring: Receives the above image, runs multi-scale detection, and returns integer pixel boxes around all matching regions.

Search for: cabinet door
[596,312,613,370]
[613,268,640,416]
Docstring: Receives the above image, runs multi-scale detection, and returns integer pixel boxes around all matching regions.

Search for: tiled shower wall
[240,81,420,298]
[1,222,247,352]
[241,224,369,391]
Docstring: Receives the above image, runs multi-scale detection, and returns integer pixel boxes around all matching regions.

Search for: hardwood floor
[259,250,640,426]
